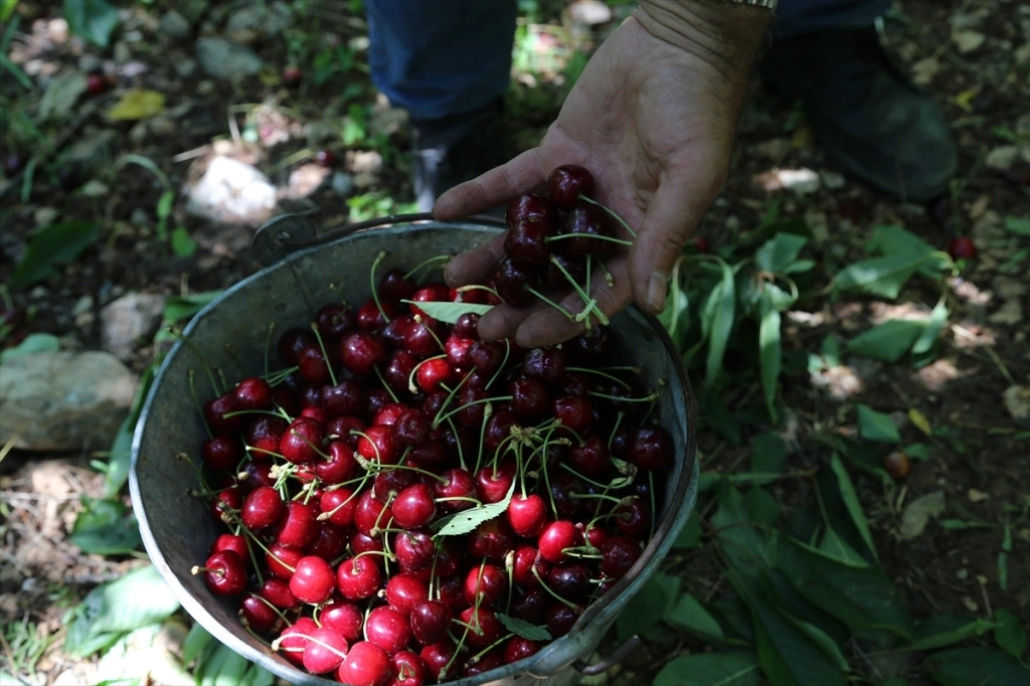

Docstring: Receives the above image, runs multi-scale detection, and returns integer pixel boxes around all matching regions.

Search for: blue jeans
[366,0,891,121]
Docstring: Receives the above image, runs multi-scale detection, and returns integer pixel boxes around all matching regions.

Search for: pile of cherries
[188,193,672,686]
[492,165,628,319]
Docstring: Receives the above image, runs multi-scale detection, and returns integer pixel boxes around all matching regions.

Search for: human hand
[433,0,768,348]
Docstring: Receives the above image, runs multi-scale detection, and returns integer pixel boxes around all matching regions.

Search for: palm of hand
[435,16,742,347]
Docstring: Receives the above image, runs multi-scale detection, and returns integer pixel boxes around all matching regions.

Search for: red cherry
[600,536,643,578]
[463,564,506,607]
[444,334,474,369]
[507,494,546,538]
[387,650,426,686]
[410,600,453,646]
[315,441,359,484]
[282,65,303,87]
[266,543,303,579]
[379,268,418,304]
[275,501,318,548]
[245,416,287,458]
[374,469,416,504]
[628,425,674,470]
[234,377,272,410]
[302,626,349,674]
[509,377,550,420]
[408,284,451,319]
[297,344,332,385]
[463,650,503,677]
[300,405,328,426]
[357,424,400,465]
[392,483,437,529]
[420,641,461,682]
[467,339,505,375]
[468,519,515,563]
[241,486,284,530]
[614,496,651,539]
[692,236,711,253]
[322,601,365,641]
[279,417,324,464]
[322,379,363,417]
[404,319,441,357]
[506,193,559,226]
[547,564,591,601]
[279,327,315,365]
[359,298,397,332]
[259,577,296,609]
[433,468,477,512]
[553,395,593,435]
[384,350,419,395]
[210,486,241,522]
[395,531,436,572]
[327,416,365,446]
[211,533,248,560]
[547,164,595,211]
[459,607,502,647]
[202,436,242,472]
[365,606,412,655]
[493,258,538,307]
[475,467,514,504]
[342,332,387,376]
[338,641,391,686]
[947,236,978,260]
[504,636,541,665]
[306,521,349,560]
[240,594,282,634]
[320,488,357,528]
[512,545,549,587]
[337,556,382,600]
[522,347,566,383]
[86,72,109,95]
[546,603,583,637]
[203,393,244,436]
[289,555,336,604]
[315,149,337,168]
[560,204,612,259]
[415,357,453,393]
[197,550,247,596]
[354,490,394,537]
[386,573,429,616]
[568,435,610,478]
[538,520,577,564]
[504,217,555,265]
[571,325,614,363]
[452,312,481,339]
[278,617,318,666]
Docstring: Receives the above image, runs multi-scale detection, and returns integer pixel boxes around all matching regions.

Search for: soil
[1,0,1027,684]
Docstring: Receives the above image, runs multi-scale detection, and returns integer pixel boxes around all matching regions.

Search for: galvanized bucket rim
[129,218,698,685]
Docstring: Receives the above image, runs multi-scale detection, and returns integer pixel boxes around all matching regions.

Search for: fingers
[628,178,706,314]
[477,298,550,342]
[432,148,547,221]
[443,233,505,289]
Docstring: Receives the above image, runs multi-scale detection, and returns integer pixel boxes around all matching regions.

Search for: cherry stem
[539,428,559,519]
[567,367,632,391]
[548,255,609,326]
[577,194,637,238]
[381,529,394,578]
[244,536,265,587]
[447,416,468,471]
[468,633,516,665]
[571,492,623,505]
[215,368,229,394]
[485,338,511,391]
[266,366,298,387]
[434,496,483,505]
[263,322,275,380]
[456,284,501,299]
[525,286,576,322]
[608,411,624,451]
[317,485,364,520]
[349,430,381,465]
[249,593,289,624]
[271,632,348,658]
[588,390,659,403]
[290,428,330,460]
[544,233,632,247]
[173,330,222,395]
[190,565,223,576]
[558,463,611,491]
[382,462,450,484]
[532,566,578,609]
[372,364,399,403]
[309,323,338,387]
[473,402,493,475]
[408,354,448,394]
[370,250,391,323]
[649,471,657,540]
[434,395,512,429]
[404,254,449,281]
[188,369,213,439]
[516,442,527,499]
[352,549,396,563]
[430,366,475,428]
[224,408,291,421]
[230,518,296,573]
[562,551,603,560]
[599,261,615,288]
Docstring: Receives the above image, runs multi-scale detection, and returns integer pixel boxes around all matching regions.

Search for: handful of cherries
[186,173,672,686]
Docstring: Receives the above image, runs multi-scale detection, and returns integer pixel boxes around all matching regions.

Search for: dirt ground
[1,0,1027,684]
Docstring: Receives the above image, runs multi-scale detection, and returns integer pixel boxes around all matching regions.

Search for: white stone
[159,10,191,39]
[100,293,166,361]
[185,156,277,226]
[195,37,262,81]
[1003,385,1030,423]
[0,351,137,451]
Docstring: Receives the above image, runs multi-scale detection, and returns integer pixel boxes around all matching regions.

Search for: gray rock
[175,58,197,78]
[568,0,613,25]
[159,10,191,40]
[331,171,355,197]
[0,351,137,451]
[185,156,277,226]
[1003,386,1030,424]
[195,37,263,81]
[100,293,166,361]
[226,2,293,37]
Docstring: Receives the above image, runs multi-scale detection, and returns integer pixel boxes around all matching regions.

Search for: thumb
[628,176,711,314]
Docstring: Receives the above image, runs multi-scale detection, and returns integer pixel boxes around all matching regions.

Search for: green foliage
[992,609,1027,659]
[6,222,98,290]
[921,647,1030,686]
[653,652,760,686]
[0,332,59,363]
[848,319,926,362]
[63,0,120,47]
[618,573,680,642]
[183,624,275,686]
[856,405,901,443]
[69,496,141,555]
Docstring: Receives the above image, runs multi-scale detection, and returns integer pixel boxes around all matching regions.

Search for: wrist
[635,0,770,76]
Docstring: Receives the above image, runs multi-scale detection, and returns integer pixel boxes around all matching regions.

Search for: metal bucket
[130,214,699,685]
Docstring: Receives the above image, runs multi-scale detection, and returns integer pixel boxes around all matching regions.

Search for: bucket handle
[571,635,643,676]
[251,210,507,267]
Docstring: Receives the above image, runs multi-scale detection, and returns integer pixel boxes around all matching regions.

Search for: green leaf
[829,455,878,561]
[756,233,808,274]
[703,388,741,444]
[619,573,680,642]
[64,565,180,656]
[401,299,494,324]
[818,526,871,568]
[653,651,760,686]
[432,480,514,536]
[63,0,119,47]
[751,432,786,475]
[104,360,158,497]
[496,613,552,641]
[70,496,141,555]
[746,487,780,527]
[704,260,736,387]
[832,254,933,299]
[784,616,850,672]
[1003,216,1030,236]
[912,300,949,356]
[672,513,702,550]
[1,0,19,23]
[663,592,725,641]
[182,623,214,667]
[857,405,901,443]
[0,333,60,363]
[7,221,98,290]
[921,647,1030,686]
[759,293,782,421]
[784,259,815,274]
[905,616,996,651]
[163,291,223,323]
[993,609,1027,659]
[751,596,848,686]
[658,268,690,348]
[171,227,198,258]
[848,319,926,362]
[905,443,932,461]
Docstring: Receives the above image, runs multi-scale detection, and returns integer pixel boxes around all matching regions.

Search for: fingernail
[647,272,668,313]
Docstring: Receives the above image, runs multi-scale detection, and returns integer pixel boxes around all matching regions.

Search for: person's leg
[761,0,956,201]
[365,0,518,210]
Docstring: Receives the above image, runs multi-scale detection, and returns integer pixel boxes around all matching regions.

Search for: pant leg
[365,0,518,121]
[774,0,891,38]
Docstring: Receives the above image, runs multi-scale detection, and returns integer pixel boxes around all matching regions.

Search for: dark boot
[760,25,957,201]
[410,99,509,212]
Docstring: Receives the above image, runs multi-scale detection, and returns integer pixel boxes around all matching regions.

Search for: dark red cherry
[276,501,319,548]
[379,268,418,304]
[385,573,429,616]
[389,650,426,685]
[538,520,577,564]
[342,332,387,376]
[234,377,272,411]
[316,303,357,341]
[546,603,582,637]
[454,385,489,427]
[459,607,503,647]
[351,531,385,557]
[560,203,613,259]
[297,344,332,385]
[289,555,336,604]
[512,545,549,587]
[357,424,399,465]
[197,550,247,596]
[404,318,442,357]
[374,468,416,503]
[279,327,315,365]
[475,467,514,504]
[512,587,549,624]
[245,416,287,458]
[384,350,419,395]
[614,496,651,539]
[204,393,244,436]
[467,339,505,376]
[504,636,541,665]
[395,531,435,572]
[420,641,461,682]
[947,237,978,260]
[354,490,394,537]
[392,483,437,530]
[547,564,591,601]
[327,416,365,447]
[337,556,382,600]
[463,564,506,606]
[259,577,296,609]
[433,468,477,512]
[365,606,412,655]
[463,649,503,677]
[562,371,593,399]
[506,193,559,226]
[468,519,515,563]
[524,347,565,383]
[240,594,282,634]
[553,395,593,435]
[322,380,363,418]
[493,258,538,307]
[202,436,242,472]
[543,254,587,289]
[569,435,610,478]
[571,325,614,363]
[241,486,284,530]
[452,313,481,340]
[358,298,397,332]
[315,440,359,484]
[307,521,349,560]
[484,410,518,451]
[509,377,550,419]
[382,314,415,349]
[600,536,643,578]
[504,217,555,265]
[410,600,452,646]
[628,425,674,470]
[547,164,595,211]
[338,641,391,686]
[507,494,547,538]
[408,439,447,469]
[279,417,324,464]
[365,389,394,421]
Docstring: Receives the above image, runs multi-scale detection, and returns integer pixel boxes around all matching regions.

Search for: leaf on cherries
[432,480,515,537]
[608,474,635,490]
[497,613,552,641]
[401,300,494,324]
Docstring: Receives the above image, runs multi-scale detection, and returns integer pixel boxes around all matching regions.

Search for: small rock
[899,491,945,540]
[283,163,332,199]
[369,106,409,138]
[100,293,166,361]
[820,171,846,190]
[963,597,979,613]
[226,2,293,39]
[195,37,263,81]
[72,295,93,317]
[148,116,176,137]
[34,207,60,227]
[175,58,197,79]
[130,208,149,226]
[568,0,613,25]
[986,146,1018,171]
[353,171,377,189]
[988,299,1022,325]
[185,156,277,226]
[113,41,132,64]
[159,10,191,40]
[331,171,355,197]
[755,167,821,195]
[911,57,940,86]
[952,30,986,54]
[956,568,968,580]
[0,351,137,451]
[967,488,989,503]
[1003,385,1030,424]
